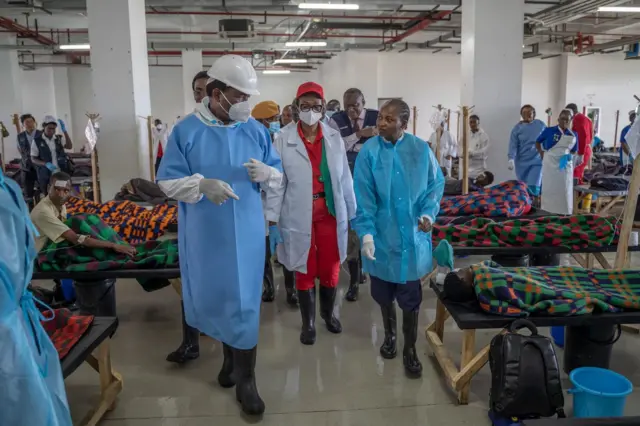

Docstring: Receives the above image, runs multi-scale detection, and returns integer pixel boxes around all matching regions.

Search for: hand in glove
[243,158,272,183]
[58,119,67,133]
[199,178,239,205]
[361,234,376,261]
[418,216,432,233]
[45,162,57,172]
[575,154,584,166]
[508,159,515,171]
[268,224,283,254]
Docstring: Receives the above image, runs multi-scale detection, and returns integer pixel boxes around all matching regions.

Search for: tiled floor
[60,253,640,425]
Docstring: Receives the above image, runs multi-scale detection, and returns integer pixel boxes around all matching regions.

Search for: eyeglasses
[299,104,323,113]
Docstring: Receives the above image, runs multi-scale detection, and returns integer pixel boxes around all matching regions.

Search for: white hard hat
[42,115,57,125]
[207,54,260,96]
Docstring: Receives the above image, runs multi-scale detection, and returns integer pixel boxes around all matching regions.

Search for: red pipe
[383,10,453,44]
[0,17,57,45]
[146,10,440,21]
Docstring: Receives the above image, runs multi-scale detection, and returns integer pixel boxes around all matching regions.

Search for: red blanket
[42,309,94,360]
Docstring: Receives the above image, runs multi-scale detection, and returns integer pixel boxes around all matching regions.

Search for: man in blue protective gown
[508,104,547,196]
[157,55,282,416]
[0,171,73,426]
[352,99,444,378]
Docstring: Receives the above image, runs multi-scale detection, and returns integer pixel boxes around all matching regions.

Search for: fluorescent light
[59,43,91,50]
[285,41,327,47]
[598,6,640,12]
[274,58,308,64]
[299,3,359,10]
[263,69,291,74]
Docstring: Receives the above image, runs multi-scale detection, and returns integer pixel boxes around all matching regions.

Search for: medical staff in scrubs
[266,82,356,345]
[468,114,490,178]
[157,55,282,416]
[353,99,444,378]
[566,103,593,184]
[508,105,546,196]
[536,109,579,215]
[620,111,636,166]
[428,119,458,177]
[0,171,72,426]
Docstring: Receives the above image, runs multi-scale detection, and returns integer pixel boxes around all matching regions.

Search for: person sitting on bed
[30,171,136,256]
[444,171,494,196]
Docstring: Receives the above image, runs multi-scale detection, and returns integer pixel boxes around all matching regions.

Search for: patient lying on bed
[443,260,640,317]
[443,171,494,196]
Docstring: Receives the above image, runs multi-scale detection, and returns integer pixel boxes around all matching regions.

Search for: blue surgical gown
[157,115,282,350]
[352,133,445,284]
[0,173,72,426]
[621,124,633,165]
[508,119,546,194]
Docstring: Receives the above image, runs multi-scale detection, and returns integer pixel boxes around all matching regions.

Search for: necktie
[352,120,360,135]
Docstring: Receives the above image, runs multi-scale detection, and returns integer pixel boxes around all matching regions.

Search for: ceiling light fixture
[298,3,359,10]
[263,69,291,74]
[285,41,327,47]
[598,6,640,12]
[274,58,308,64]
[59,43,91,50]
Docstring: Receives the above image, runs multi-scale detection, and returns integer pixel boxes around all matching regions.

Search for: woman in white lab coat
[265,82,357,346]
[428,119,458,177]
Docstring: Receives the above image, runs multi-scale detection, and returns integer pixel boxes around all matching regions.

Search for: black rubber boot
[166,303,200,364]
[358,254,367,284]
[402,310,422,377]
[319,286,342,334]
[284,268,298,307]
[234,346,265,416]
[380,303,397,359]
[345,260,360,302]
[217,343,236,388]
[262,236,275,302]
[298,288,316,345]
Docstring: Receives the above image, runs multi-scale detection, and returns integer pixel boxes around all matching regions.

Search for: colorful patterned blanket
[439,180,531,217]
[432,214,619,249]
[41,308,94,360]
[65,196,177,243]
[36,214,178,292]
[473,260,640,316]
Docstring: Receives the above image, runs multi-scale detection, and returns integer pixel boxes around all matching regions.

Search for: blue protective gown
[157,115,282,350]
[0,172,72,426]
[352,133,445,284]
[508,119,546,195]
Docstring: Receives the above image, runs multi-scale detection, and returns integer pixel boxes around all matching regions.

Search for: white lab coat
[428,130,458,175]
[626,118,640,160]
[541,129,576,215]
[264,122,357,273]
[468,128,490,178]
[152,125,169,157]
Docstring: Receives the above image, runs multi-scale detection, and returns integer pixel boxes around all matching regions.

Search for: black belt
[313,192,326,200]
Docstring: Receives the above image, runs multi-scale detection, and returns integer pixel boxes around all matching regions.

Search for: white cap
[207,54,259,96]
[42,115,57,125]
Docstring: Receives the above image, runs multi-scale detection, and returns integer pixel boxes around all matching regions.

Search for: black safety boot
[319,286,342,334]
[284,268,298,307]
[359,255,367,284]
[402,310,422,377]
[217,343,236,388]
[166,303,200,364]
[262,236,275,302]
[234,346,265,416]
[345,259,360,302]
[298,288,316,345]
[379,303,398,359]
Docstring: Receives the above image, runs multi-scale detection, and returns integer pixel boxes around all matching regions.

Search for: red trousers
[573,144,592,184]
[296,210,341,291]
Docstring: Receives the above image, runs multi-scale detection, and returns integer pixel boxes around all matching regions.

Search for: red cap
[296,82,324,99]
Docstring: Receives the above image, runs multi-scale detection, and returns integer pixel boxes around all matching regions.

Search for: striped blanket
[65,196,177,243]
[474,260,640,316]
[439,180,531,217]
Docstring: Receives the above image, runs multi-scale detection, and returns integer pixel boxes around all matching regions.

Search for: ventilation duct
[218,19,255,38]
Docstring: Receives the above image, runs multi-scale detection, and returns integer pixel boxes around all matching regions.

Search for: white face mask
[220,91,251,123]
[156,125,163,131]
[299,110,322,126]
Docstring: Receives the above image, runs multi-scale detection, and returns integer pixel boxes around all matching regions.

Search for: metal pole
[147,116,155,181]
[613,110,620,149]
[462,106,470,194]
[412,106,417,136]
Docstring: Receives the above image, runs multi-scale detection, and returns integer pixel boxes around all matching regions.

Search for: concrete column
[461,0,525,182]
[52,68,73,141]
[0,36,23,162]
[182,49,203,115]
[87,0,152,199]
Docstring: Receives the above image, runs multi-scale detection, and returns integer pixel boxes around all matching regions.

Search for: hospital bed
[574,184,628,216]
[524,418,640,425]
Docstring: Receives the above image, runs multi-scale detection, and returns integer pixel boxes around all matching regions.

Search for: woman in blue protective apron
[0,171,72,425]
[535,109,579,215]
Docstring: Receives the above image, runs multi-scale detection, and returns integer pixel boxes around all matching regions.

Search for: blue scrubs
[536,126,579,153]
[352,133,445,284]
[508,119,546,195]
[620,124,632,165]
[157,115,282,350]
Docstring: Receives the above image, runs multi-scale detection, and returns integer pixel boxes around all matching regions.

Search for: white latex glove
[199,179,239,205]
[361,234,376,261]
[575,154,584,166]
[508,159,515,171]
[243,158,272,183]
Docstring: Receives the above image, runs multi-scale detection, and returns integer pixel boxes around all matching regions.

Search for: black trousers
[370,276,422,311]
[21,168,38,198]
[264,236,274,289]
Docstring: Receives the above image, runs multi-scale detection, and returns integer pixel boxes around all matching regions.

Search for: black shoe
[345,260,360,302]
[284,269,298,307]
[234,346,265,416]
[262,239,275,302]
[166,303,200,364]
[298,288,316,345]
[379,303,397,359]
[402,310,422,377]
[218,343,235,388]
[319,286,342,334]
[358,255,367,284]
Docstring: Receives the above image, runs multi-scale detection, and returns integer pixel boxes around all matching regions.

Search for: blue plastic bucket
[551,326,565,348]
[570,367,633,418]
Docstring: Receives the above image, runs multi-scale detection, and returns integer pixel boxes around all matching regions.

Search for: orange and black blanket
[65,196,177,243]
[41,308,94,360]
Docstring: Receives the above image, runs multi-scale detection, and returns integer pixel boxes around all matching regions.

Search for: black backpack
[489,319,566,420]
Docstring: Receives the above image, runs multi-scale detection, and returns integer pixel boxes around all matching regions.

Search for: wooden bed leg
[457,330,476,405]
[97,341,116,411]
[434,300,447,342]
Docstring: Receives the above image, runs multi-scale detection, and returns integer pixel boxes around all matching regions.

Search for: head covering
[251,101,280,120]
[42,115,57,126]
[296,82,324,99]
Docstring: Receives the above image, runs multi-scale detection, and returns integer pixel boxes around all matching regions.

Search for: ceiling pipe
[0,16,56,45]
[383,10,454,45]
[145,10,448,21]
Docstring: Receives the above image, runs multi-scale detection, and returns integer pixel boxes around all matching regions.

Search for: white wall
[21,68,57,129]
